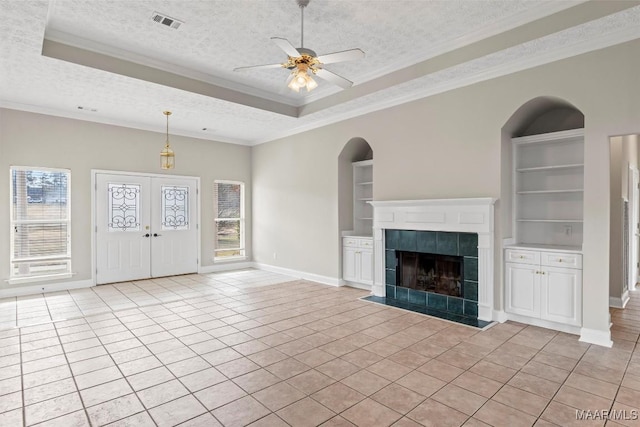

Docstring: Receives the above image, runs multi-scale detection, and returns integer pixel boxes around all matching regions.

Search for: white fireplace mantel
[369,198,496,322]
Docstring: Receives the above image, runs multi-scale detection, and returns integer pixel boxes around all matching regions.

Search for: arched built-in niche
[337,137,373,286]
[338,137,373,236]
[499,96,586,332]
[501,96,585,243]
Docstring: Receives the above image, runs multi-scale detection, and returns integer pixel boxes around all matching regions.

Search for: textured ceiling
[0,0,639,145]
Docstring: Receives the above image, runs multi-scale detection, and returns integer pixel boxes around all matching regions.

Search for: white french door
[96,173,198,285]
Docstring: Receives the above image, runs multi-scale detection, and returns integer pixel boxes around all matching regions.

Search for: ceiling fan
[233,0,365,93]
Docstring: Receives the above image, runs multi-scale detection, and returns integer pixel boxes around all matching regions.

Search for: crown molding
[0,101,252,146]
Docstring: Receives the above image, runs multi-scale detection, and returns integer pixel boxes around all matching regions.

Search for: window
[214,181,244,260]
[10,167,71,282]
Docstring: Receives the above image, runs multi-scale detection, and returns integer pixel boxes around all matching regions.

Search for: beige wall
[610,134,640,301]
[252,39,640,337]
[0,109,252,290]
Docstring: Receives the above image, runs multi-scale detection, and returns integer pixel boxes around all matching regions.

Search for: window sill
[213,256,248,263]
[6,273,73,286]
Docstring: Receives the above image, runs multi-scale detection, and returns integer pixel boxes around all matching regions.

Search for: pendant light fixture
[160,110,175,169]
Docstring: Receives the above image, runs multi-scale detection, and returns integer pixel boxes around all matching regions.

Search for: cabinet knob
[519,255,524,259]
[558,259,562,263]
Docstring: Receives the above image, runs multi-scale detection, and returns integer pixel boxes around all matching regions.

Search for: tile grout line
[82,310,160,426]
[1,272,297,333]
[82,296,233,425]
[9,273,635,426]
[4,272,299,424]
[605,340,639,420]
[19,327,25,427]
[51,320,93,427]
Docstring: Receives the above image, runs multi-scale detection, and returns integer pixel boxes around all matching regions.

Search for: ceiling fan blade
[233,63,285,71]
[314,68,353,89]
[271,37,301,58]
[316,48,365,65]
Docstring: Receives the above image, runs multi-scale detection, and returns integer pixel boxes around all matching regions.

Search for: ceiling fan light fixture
[233,0,363,93]
[288,68,317,92]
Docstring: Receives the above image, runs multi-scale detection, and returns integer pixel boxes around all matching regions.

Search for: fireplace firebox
[397,251,464,298]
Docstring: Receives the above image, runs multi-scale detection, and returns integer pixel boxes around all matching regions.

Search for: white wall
[0,109,252,290]
[252,39,640,341]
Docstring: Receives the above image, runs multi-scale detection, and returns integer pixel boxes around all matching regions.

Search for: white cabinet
[512,129,584,248]
[505,262,539,318]
[343,237,373,287]
[505,248,582,328]
[541,266,582,326]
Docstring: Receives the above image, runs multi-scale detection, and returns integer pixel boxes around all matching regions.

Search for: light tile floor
[0,270,294,330]
[0,269,638,426]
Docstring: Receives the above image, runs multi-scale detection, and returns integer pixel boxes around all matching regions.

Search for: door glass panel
[161,185,189,230]
[108,183,141,231]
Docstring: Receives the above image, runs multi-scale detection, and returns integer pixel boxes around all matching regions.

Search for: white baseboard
[579,327,613,348]
[493,310,509,323]
[478,305,493,322]
[0,279,94,298]
[609,291,630,309]
[609,296,624,308]
[253,263,340,287]
[622,290,630,307]
[505,312,581,335]
[198,261,255,274]
[340,280,372,291]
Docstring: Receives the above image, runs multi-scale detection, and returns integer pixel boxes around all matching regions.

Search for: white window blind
[10,167,71,280]
[214,181,244,259]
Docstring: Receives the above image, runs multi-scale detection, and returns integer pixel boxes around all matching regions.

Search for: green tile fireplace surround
[384,229,480,321]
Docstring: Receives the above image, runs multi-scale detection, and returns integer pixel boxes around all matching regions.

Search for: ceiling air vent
[151,12,183,30]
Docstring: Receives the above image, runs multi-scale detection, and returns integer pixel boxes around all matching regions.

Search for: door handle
[143,233,150,237]
[153,233,162,237]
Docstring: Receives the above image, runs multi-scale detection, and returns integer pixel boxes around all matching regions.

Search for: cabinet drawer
[359,238,374,249]
[541,252,582,269]
[505,249,540,265]
[343,238,359,247]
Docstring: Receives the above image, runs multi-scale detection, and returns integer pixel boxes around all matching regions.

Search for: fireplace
[397,251,464,297]
[369,198,496,323]
[382,229,478,321]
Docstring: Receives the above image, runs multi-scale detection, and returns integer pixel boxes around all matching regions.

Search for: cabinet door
[505,263,540,317]
[541,266,582,326]
[359,249,374,285]
[343,246,358,282]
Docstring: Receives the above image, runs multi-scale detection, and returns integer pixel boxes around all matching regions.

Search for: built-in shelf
[516,219,584,223]
[517,189,583,195]
[353,160,373,236]
[513,128,584,247]
[516,164,584,172]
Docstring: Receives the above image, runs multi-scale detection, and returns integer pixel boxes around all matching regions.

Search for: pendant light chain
[166,111,169,144]
[160,110,175,169]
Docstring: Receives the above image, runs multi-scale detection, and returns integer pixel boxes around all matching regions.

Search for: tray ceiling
[0,0,639,145]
